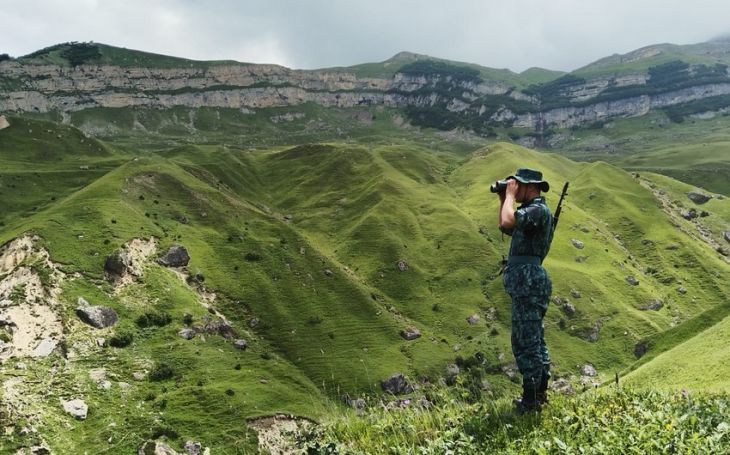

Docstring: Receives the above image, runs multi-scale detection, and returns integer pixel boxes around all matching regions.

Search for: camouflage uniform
[502,195,554,401]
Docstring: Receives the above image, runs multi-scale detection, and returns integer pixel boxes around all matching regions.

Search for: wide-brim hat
[509,168,550,192]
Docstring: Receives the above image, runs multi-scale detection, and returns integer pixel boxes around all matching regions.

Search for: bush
[149,362,175,381]
[136,312,172,328]
[108,330,133,348]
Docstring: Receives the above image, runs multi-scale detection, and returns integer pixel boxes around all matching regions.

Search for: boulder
[138,441,181,455]
[76,305,118,329]
[677,286,688,295]
[625,276,639,286]
[570,289,581,299]
[157,245,190,267]
[178,328,196,340]
[687,191,711,204]
[571,239,585,249]
[0,115,9,130]
[581,364,597,377]
[466,314,480,325]
[202,317,237,339]
[681,209,698,220]
[640,299,664,311]
[233,339,248,350]
[380,373,414,395]
[550,378,575,395]
[104,253,128,276]
[562,303,577,315]
[184,441,203,455]
[400,327,421,341]
[61,398,88,420]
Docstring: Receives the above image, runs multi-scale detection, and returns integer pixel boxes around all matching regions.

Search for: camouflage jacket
[502,196,554,298]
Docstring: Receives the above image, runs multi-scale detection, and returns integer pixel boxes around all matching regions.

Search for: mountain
[1,113,728,451]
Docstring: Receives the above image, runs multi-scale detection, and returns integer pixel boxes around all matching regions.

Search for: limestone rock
[0,115,9,130]
[581,364,597,377]
[571,239,585,249]
[380,373,414,395]
[233,339,248,350]
[400,327,421,340]
[104,252,129,276]
[138,441,182,455]
[639,299,663,311]
[76,305,118,329]
[687,191,711,204]
[178,328,196,340]
[550,378,575,395]
[677,286,688,294]
[466,314,480,325]
[157,245,190,267]
[61,398,88,420]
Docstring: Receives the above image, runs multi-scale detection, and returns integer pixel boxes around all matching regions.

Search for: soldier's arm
[499,180,518,230]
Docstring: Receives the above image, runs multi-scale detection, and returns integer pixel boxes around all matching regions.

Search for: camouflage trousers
[511,294,550,387]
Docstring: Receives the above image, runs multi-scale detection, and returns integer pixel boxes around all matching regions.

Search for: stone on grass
[575,256,588,263]
[184,441,203,455]
[233,339,248,350]
[400,327,421,340]
[678,286,688,294]
[562,303,576,315]
[466,314,480,325]
[104,253,128,276]
[625,276,639,286]
[570,289,581,299]
[76,305,118,329]
[381,373,414,395]
[137,441,181,455]
[724,231,730,244]
[640,299,664,311]
[571,239,585,249]
[550,378,575,395]
[634,341,649,358]
[157,245,190,267]
[687,191,711,204]
[61,398,88,420]
[178,328,196,340]
[681,209,698,220]
[581,364,597,377]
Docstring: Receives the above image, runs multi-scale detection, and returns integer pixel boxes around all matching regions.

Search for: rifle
[553,182,569,230]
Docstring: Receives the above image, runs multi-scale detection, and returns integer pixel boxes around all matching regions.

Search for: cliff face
[3,49,730,133]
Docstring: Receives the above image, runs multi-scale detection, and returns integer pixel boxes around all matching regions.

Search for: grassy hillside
[1,117,729,452]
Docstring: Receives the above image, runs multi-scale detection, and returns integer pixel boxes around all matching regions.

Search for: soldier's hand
[505,179,519,198]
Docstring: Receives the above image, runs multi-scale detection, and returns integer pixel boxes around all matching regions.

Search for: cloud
[2,0,730,72]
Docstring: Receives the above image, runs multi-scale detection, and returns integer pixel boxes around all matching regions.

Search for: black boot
[514,382,540,414]
[536,376,549,405]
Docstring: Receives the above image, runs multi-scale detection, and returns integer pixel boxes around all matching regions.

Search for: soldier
[498,168,554,413]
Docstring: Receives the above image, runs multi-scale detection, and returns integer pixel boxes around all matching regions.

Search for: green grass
[1,115,729,452]
[306,385,730,454]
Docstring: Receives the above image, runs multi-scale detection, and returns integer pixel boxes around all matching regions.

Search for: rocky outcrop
[157,245,190,267]
[380,373,414,395]
[76,304,118,329]
[61,398,88,420]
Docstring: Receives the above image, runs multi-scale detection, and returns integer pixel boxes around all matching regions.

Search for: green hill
[1,116,729,452]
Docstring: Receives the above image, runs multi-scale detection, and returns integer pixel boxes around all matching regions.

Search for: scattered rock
[61,398,88,420]
[104,253,128,277]
[89,368,107,383]
[0,115,10,130]
[501,362,520,382]
[445,363,460,385]
[699,210,710,218]
[137,441,181,455]
[157,245,190,267]
[575,256,588,263]
[14,362,27,370]
[570,289,581,299]
[400,327,421,341]
[380,373,414,395]
[581,364,597,377]
[639,299,664,311]
[178,328,196,340]
[677,286,688,294]
[76,305,118,329]
[233,339,248,350]
[249,318,260,328]
[718,247,729,257]
[201,317,237,339]
[344,396,366,410]
[724,232,730,244]
[96,337,106,347]
[625,276,639,286]
[550,378,575,395]
[687,191,711,205]
[681,208,698,220]
[466,314,480,325]
[562,303,576,315]
[31,338,58,357]
[184,441,203,455]
[571,239,585,249]
[324,269,333,277]
[132,372,146,381]
[665,244,680,250]
[396,260,409,271]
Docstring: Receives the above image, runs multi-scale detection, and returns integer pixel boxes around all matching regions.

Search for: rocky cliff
[4,42,730,135]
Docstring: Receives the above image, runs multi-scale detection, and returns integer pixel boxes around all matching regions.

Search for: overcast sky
[3,0,730,73]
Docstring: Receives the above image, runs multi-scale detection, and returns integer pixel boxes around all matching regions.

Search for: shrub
[136,312,172,328]
[108,330,133,348]
[149,362,175,381]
